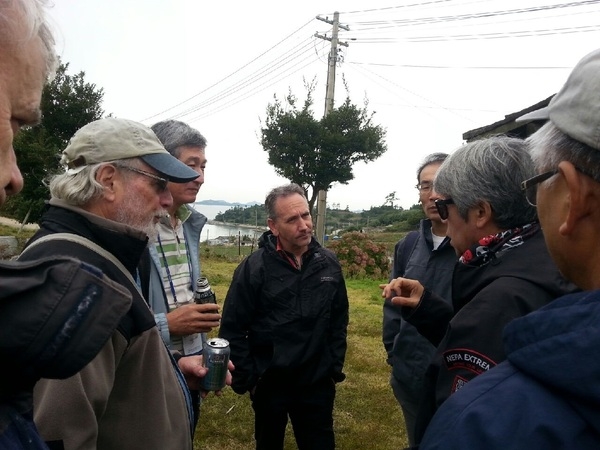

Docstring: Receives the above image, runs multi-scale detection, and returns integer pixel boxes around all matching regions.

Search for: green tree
[384,191,397,208]
[2,62,104,223]
[260,83,387,212]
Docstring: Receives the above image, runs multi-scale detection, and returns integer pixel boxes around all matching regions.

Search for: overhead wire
[346,1,600,30]
[184,50,325,124]
[142,0,600,124]
[168,37,317,119]
[343,60,482,123]
[349,24,600,43]
[140,17,316,122]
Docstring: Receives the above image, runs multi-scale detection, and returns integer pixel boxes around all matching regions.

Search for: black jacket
[404,229,577,445]
[1,255,131,449]
[219,231,349,394]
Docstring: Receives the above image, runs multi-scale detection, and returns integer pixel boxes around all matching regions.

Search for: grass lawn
[197,257,407,450]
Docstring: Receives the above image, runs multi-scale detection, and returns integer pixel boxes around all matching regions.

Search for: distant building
[207,236,231,246]
[463,95,553,142]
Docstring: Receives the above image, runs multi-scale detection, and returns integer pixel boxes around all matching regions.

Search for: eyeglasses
[434,198,454,220]
[116,165,169,193]
[520,170,558,207]
[521,166,598,207]
[416,182,433,193]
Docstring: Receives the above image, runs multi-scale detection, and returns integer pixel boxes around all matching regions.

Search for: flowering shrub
[328,232,390,279]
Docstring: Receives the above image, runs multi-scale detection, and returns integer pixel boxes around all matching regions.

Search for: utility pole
[314,12,349,245]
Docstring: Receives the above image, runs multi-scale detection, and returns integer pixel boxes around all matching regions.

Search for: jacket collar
[43,199,149,275]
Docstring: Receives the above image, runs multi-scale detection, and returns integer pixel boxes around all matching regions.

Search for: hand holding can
[199,338,230,391]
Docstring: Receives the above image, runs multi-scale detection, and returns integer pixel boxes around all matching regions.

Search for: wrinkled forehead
[274,194,309,219]
[419,162,443,182]
[1,48,44,123]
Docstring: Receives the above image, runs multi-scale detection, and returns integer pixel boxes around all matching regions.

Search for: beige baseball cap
[61,118,199,182]
[517,48,600,150]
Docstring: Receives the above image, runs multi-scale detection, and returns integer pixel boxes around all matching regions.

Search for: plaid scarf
[460,221,540,266]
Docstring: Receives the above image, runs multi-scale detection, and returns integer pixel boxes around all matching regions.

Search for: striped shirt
[155,206,194,309]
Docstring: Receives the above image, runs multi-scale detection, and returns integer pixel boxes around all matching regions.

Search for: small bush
[328,231,390,279]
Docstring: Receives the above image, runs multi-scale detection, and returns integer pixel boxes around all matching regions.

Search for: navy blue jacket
[382,219,456,395]
[420,290,600,449]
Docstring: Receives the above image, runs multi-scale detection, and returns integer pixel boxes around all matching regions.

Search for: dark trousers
[390,374,421,447]
[251,378,336,450]
[191,389,200,431]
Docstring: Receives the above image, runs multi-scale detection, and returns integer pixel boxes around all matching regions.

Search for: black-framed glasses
[434,198,454,220]
[116,165,169,193]
[521,166,598,207]
[520,169,558,207]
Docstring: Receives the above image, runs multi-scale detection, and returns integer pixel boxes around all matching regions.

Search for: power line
[168,37,316,120]
[140,18,316,122]
[181,50,322,125]
[345,61,478,123]
[141,2,600,125]
[348,1,600,29]
[350,24,600,43]
[347,61,571,69]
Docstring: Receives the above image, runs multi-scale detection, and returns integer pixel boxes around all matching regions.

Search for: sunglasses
[117,165,169,193]
[434,198,454,220]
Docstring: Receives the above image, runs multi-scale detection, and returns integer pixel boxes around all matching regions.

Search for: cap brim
[140,153,199,183]
[515,106,550,123]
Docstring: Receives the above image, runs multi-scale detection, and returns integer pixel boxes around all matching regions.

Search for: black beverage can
[194,276,216,304]
[200,337,230,391]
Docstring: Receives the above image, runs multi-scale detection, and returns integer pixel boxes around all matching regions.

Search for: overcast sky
[47,0,600,211]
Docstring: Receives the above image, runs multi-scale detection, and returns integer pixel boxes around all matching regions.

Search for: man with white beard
[18,117,231,450]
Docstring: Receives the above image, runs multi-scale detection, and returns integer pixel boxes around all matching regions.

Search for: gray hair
[49,157,141,206]
[151,120,207,158]
[527,121,600,183]
[416,152,449,181]
[265,183,306,220]
[434,136,537,229]
[0,0,58,79]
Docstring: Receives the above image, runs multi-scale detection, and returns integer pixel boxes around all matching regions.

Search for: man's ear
[267,218,278,236]
[95,164,118,201]
[474,201,493,229]
[558,161,595,236]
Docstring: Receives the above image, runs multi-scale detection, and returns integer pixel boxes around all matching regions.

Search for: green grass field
[197,255,407,450]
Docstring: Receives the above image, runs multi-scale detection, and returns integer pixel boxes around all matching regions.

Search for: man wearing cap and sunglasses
[381,135,575,448]
[416,48,600,450]
[18,117,232,450]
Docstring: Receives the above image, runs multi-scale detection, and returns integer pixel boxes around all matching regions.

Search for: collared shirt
[155,206,203,354]
[275,236,302,269]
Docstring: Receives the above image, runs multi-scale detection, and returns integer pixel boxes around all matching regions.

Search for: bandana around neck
[460,221,540,266]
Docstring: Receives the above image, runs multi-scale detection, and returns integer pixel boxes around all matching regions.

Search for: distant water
[192,203,231,220]
[192,203,265,242]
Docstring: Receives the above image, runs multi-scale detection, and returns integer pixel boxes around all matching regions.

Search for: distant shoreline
[207,219,266,231]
